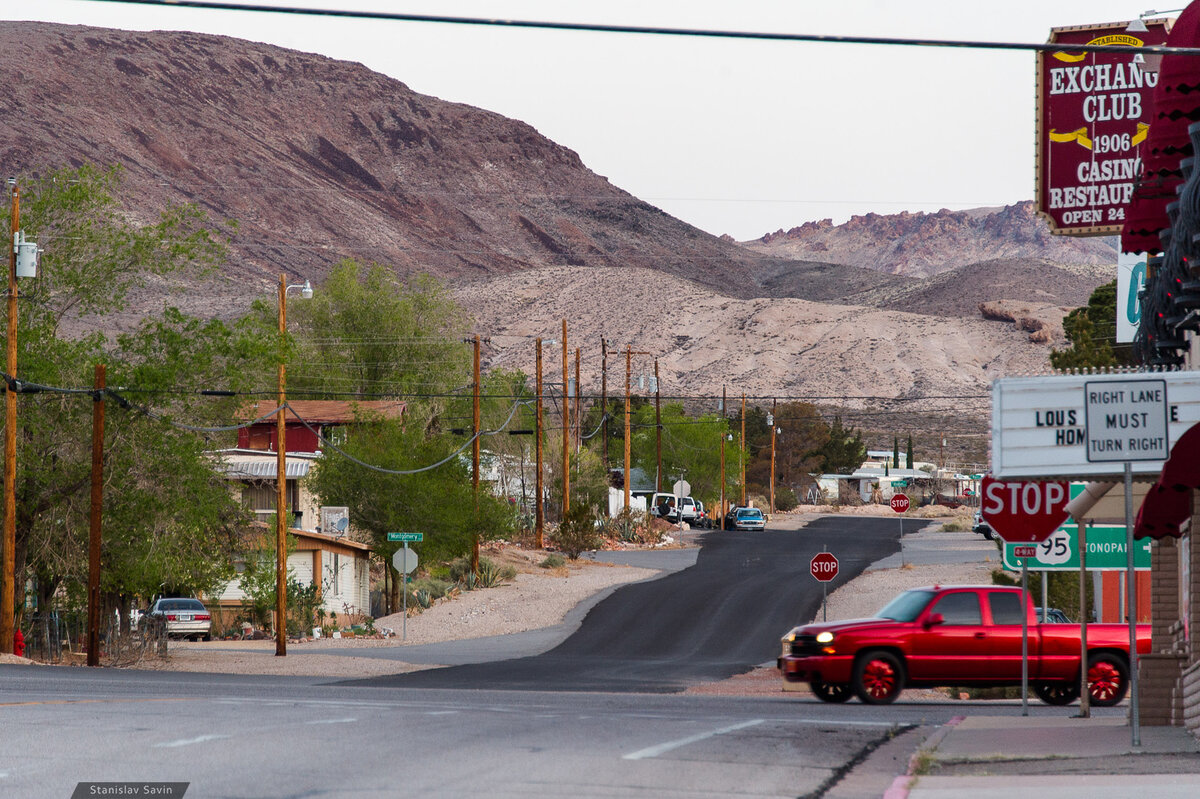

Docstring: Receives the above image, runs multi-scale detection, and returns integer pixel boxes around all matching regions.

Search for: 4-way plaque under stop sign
[810,552,839,582]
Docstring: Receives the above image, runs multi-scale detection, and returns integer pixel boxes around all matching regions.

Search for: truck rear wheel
[852,650,905,704]
[1087,653,1129,707]
[1033,682,1079,706]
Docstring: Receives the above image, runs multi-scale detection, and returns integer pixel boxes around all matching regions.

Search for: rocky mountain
[742,202,1118,279]
[0,22,769,306]
[0,22,1112,423]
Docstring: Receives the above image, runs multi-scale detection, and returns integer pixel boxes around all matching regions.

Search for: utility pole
[1,183,17,655]
[654,359,662,492]
[720,386,727,521]
[770,398,777,514]
[601,337,608,473]
[275,275,288,657]
[624,347,632,514]
[535,339,544,549]
[741,392,747,506]
[574,347,581,450]
[561,319,570,519]
[86,364,105,667]
[623,347,651,514]
[472,334,481,574]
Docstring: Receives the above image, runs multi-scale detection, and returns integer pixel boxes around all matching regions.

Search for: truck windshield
[876,590,936,621]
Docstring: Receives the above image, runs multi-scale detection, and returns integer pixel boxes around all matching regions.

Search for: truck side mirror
[922,613,945,631]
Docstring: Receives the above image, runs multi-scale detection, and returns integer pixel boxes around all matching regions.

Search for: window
[930,592,982,625]
[988,592,1025,625]
[241,480,299,513]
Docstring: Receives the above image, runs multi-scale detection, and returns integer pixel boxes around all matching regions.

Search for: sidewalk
[899,714,1200,798]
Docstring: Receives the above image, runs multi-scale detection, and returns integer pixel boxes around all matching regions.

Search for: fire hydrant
[13,629,25,658]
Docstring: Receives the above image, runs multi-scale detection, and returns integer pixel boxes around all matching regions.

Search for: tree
[293,267,520,603]
[818,416,867,475]
[627,402,729,506]
[286,260,470,400]
[1050,280,1132,370]
[4,165,269,624]
[906,436,914,470]
[747,402,828,496]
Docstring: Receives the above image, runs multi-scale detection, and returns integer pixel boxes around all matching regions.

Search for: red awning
[1133,422,1200,539]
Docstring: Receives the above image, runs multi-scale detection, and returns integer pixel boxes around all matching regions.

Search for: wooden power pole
[561,319,570,519]
[654,359,662,492]
[535,338,544,549]
[86,364,105,667]
[472,334,481,574]
[741,392,747,505]
[1,184,17,655]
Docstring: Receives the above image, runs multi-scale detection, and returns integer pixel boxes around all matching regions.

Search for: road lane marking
[305,718,356,725]
[0,698,195,707]
[622,719,763,760]
[154,735,230,748]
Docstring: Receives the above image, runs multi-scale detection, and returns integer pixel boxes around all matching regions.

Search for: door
[909,591,989,681]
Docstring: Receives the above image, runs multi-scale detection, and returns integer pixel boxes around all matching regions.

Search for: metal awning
[216,459,311,480]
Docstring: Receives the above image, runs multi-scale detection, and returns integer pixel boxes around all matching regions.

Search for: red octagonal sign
[980,476,1071,544]
[890,494,910,513]
[811,552,839,583]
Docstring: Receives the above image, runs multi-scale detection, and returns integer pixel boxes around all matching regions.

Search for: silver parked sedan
[145,597,213,641]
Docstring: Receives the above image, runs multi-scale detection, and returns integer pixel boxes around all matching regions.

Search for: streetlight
[275,274,312,657]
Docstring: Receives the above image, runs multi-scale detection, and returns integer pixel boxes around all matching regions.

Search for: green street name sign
[1002,524,1150,572]
[386,532,424,542]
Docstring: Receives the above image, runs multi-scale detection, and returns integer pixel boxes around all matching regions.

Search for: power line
[86,1,1200,57]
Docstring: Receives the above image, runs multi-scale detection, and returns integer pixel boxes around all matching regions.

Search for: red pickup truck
[778,585,1150,706]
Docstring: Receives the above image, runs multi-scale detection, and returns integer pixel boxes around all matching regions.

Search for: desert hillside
[457,266,1054,409]
[0,22,768,301]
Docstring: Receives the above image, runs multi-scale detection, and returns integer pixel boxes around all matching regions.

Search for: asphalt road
[341,515,922,692]
[0,515,1127,799]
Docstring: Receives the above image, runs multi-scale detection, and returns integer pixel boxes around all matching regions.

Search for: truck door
[982,590,1028,680]
[910,590,990,680]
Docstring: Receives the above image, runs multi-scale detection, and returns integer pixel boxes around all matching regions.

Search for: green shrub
[774,486,799,512]
[552,503,605,559]
[941,520,968,532]
[448,557,514,590]
[539,553,566,569]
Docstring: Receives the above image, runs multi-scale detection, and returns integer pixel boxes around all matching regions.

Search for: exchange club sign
[1036,19,1170,236]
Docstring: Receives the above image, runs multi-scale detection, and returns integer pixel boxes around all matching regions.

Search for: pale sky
[6,1,1173,240]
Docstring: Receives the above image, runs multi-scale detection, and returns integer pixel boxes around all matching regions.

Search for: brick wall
[1142,536,1185,725]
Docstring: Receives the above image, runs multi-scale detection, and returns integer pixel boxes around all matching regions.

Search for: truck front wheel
[1087,653,1129,707]
[852,650,906,704]
[810,678,852,703]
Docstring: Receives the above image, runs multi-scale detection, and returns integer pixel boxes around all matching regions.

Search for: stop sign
[810,552,839,582]
[890,494,910,513]
[980,476,1070,544]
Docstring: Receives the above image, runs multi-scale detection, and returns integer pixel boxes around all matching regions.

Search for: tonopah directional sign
[1002,524,1151,571]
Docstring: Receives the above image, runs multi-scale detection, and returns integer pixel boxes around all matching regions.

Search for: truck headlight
[816,631,834,644]
[782,632,796,643]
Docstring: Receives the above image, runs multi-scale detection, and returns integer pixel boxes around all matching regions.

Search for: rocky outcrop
[745,202,1118,278]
